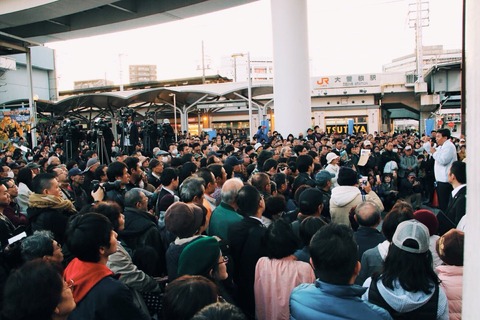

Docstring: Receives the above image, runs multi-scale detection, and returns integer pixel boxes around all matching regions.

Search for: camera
[56,118,82,143]
[93,118,111,131]
[92,180,123,193]
[118,107,134,122]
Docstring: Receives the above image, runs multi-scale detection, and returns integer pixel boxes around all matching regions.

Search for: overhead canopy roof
[0,0,257,43]
[383,102,420,120]
[1,81,274,120]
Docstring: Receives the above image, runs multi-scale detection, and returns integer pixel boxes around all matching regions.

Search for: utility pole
[409,0,429,83]
[201,41,205,84]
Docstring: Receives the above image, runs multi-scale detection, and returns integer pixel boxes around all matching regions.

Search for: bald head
[355,201,381,227]
[221,178,244,205]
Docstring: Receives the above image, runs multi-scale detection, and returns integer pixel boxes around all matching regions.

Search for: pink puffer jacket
[436,265,463,320]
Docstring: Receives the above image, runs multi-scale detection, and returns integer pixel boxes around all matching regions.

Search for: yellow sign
[326,124,368,135]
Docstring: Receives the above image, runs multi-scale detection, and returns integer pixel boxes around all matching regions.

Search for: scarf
[29,193,77,213]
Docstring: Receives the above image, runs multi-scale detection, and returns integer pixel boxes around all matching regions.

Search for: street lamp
[231,52,253,141]
[169,93,178,142]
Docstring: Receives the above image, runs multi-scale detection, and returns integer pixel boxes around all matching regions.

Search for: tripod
[96,130,110,164]
[64,135,73,162]
[119,120,129,155]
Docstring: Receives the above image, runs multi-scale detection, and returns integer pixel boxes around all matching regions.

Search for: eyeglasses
[218,256,229,265]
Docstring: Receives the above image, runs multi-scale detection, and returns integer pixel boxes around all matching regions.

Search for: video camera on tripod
[118,107,134,122]
[55,118,83,162]
[93,118,112,134]
[91,118,113,165]
[56,119,81,142]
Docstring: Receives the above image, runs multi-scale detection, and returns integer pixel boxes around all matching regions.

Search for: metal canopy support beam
[184,94,209,113]
[107,3,136,14]
[0,40,27,53]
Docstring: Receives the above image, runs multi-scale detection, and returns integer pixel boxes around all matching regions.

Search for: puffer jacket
[290,280,392,320]
[436,265,463,320]
[330,186,384,226]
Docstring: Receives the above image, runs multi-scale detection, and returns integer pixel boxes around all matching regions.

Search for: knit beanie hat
[414,209,439,236]
[177,237,220,277]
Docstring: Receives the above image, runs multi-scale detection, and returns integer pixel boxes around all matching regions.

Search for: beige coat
[330,186,384,226]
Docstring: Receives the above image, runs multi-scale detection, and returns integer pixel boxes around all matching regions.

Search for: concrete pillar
[463,0,480,317]
[180,107,188,134]
[367,108,380,135]
[271,0,311,137]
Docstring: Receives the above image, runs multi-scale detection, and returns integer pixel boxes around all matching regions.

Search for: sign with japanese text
[312,74,382,91]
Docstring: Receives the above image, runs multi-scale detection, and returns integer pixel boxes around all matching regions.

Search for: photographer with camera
[99,161,131,208]
[118,108,139,156]
[141,117,159,157]
[161,119,175,150]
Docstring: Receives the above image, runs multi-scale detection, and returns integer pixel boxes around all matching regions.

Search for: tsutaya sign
[326,124,368,135]
[312,73,382,90]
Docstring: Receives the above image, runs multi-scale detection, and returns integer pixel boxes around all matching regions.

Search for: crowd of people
[0,123,467,319]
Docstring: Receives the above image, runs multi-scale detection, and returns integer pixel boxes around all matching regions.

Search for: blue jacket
[290,280,392,320]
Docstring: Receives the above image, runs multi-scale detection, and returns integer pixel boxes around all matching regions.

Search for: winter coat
[436,265,463,320]
[330,186,384,226]
[290,280,392,320]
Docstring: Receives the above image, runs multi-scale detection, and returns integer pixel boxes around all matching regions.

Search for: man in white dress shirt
[431,128,457,212]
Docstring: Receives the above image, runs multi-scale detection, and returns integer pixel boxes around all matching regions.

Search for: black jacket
[119,207,166,275]
[292,172,316,194]
[147,172,161,189]
[105,187,126,209]
[27,206,74,245]
[354,227,386,260]
[68,276,149,320]
[438,186,467,236]
[228,217,267,319]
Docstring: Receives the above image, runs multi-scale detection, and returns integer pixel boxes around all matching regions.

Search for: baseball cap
[68,168,84,178]
[405,145,412,151]
[363,140,372,147]
[85,157,99,170]
[26,162,41,169]
[155,150,169,157]
[392,220,430,254]
[225,155,244,167]
[207,150,222,157]
[315,170,335,187]
[254,143,263,151]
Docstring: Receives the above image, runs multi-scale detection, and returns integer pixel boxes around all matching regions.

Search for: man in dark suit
[353,201,386,260]
[228,185,267,319]
[438,161,466,235]
[121,115,139,155]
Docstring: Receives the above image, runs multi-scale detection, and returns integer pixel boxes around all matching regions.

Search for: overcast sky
[46,0,463,91]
